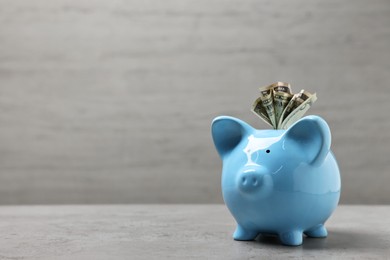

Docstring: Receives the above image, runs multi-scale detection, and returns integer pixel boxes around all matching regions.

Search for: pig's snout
[238,172,264,193]
[235,166,273,196]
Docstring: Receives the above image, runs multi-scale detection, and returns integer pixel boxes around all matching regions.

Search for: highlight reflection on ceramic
[211,115,340,246]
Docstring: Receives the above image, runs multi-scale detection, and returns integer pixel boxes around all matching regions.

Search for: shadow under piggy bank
[255,229,387,252]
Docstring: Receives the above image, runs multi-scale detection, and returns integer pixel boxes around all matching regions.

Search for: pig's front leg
[279,230,303,246]
[304,224,328,238]
[233,225,258,241]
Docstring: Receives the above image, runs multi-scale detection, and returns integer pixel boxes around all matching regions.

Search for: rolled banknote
[251,96,273,127]
[277,93,299,127]
[259,85,277,129]
[272,82,293,128]
[278,90,317,129]
[272,82,292,94]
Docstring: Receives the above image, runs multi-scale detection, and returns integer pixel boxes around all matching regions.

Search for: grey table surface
[0,205,389,259]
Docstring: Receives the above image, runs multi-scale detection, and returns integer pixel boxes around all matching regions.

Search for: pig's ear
[282,115,331,166]
[211,116,253,158]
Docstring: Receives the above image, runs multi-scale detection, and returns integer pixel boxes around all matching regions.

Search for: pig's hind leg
[279,230,303,246]
[233,225,258,241]
[304,224,328,238]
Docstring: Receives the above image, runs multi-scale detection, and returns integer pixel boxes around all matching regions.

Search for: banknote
[251,96,273,127]
[278,90,311,123]
[278,90,317,129]
[272,82,293,128]
[259,85,277,128]
[252,83,317,129]
[272,82,292,94]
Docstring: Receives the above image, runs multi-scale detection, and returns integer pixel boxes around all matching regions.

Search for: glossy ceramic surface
[211,115,340,246]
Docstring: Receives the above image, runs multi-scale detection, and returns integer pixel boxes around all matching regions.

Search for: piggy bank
[211,115,340,246]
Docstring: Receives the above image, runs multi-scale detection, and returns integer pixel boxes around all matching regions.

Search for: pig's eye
[266,149,270,153]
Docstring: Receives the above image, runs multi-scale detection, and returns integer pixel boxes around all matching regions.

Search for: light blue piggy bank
[211,115,340,246]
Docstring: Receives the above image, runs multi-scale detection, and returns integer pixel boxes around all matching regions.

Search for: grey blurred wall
[0,0,389,204]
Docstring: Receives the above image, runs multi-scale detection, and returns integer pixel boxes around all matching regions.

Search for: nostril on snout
[238,172,264,192]
[252,178,258,186]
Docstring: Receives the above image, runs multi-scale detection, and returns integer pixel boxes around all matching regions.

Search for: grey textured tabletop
[0,205,389,259]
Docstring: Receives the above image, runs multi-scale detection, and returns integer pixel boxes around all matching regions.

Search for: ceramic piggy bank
[211,115,340,246]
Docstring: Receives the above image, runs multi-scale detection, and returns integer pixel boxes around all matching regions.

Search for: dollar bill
[251,96,273,127]
[272,82,293,128]
[278,92,301,127]
[278,90,317,129]
[272,82,292,94]
[259,85,277,129]
[252,83,317,129]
